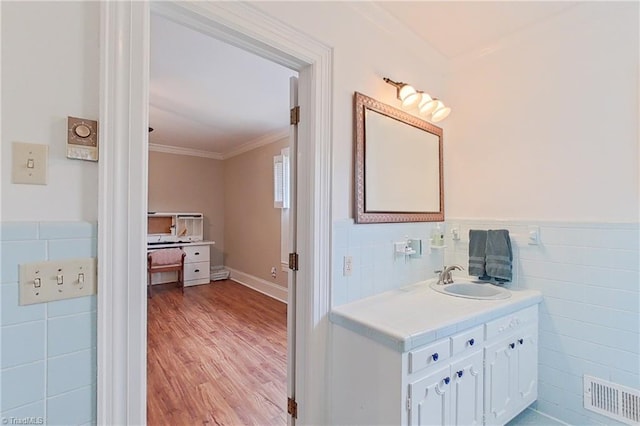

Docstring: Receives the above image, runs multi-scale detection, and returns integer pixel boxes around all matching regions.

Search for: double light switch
[19,258,97,305]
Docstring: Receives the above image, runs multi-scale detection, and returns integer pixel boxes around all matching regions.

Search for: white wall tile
[447,219,639,426]
[1,283,45,326]
[46,385,96,426]
[47,295,97,317]
[0,362,45,411]
[38,222,97,240]
[1,321,45,369]
[0,222,39,241]
[47,238,96,260]
[47,312,96,357]
[1,240,47,284]
[0,400,45,423]
[47,349,96,396]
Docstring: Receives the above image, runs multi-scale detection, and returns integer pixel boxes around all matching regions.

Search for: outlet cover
[343,256,353,276]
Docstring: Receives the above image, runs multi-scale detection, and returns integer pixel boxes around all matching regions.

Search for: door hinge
[290,106,300,125]
[288,397,298,419]
[288,252,299,271]
[406,395,411,411]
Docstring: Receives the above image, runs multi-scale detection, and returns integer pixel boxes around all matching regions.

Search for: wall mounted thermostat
[67,116,98,161]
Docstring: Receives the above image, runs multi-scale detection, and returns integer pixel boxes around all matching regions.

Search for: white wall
[1,2,100,222]
[1,2,100,424]
[444,2,639,222]
[252,2,449,222]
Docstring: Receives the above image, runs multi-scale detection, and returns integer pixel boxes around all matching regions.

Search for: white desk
[147,240,215,287]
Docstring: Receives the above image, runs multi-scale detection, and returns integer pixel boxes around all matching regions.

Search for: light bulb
[418,93,438,115]
[431,101,451,122]
[398,84,419,108]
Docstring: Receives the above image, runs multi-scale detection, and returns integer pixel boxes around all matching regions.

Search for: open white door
[286,75,299,425]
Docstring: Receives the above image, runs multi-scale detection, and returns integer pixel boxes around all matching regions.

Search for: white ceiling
[375,1,578,59]
[149,2,579,156]
[149,14,296,157]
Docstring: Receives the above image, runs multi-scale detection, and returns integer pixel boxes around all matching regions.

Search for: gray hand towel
[468,230,487,277]
[486,229,512,282]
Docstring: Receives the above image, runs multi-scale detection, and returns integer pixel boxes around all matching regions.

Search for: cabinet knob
[518,338,524,345]
[432,353,439,361]
[456,370,464,378]
[509,343,515,349]
[443,377,450,385]
[468,338,475,346]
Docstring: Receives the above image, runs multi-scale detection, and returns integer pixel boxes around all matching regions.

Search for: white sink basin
[430,280,511,300]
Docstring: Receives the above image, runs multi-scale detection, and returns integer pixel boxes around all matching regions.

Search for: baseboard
[526,407,570,426]
[225,267,288,304]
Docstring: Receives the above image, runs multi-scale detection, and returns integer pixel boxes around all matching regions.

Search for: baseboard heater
[210,267,230,281]
[584,375,640,425]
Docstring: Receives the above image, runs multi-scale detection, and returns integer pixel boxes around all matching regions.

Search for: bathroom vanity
[329,280,542,425]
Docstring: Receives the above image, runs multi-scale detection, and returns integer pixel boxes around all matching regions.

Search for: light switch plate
[19,258,97,305]
[12,142,48,185]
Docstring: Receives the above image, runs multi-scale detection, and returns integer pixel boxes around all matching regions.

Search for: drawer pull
[509,342,515,349]
[468,338,475,346]
[194,252,200,255]
[456,370,464,378]
[194,269,200,273]
[518,338,524,345]
[443,377,450,385]
[432,353,439,361]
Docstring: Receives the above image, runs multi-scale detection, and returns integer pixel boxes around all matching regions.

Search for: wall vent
[584,375,640,425]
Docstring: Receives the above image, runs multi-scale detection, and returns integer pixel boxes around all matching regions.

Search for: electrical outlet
[270,266,277,279]
[343,256,353,276]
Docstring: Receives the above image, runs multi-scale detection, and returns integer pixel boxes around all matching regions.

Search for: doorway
[145,13,296,422]
[97,2,332,424]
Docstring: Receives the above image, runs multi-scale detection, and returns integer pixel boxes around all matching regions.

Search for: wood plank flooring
[147,280,287,425]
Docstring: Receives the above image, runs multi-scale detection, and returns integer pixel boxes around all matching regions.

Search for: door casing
[97,2,332,424]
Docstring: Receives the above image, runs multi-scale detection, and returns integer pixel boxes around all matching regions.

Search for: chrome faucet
[436,265,464,285]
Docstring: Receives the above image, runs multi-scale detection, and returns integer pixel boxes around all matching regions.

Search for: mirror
[354,92,444,223]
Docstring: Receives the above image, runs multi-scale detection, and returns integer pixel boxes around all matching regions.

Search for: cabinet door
[484,339,518,426]
[409,365,451,426]
[450,350,483,426]
[516,326,538,408]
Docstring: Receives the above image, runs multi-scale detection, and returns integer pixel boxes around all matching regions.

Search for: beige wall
[148,151,225,266]
[224,138,289,288]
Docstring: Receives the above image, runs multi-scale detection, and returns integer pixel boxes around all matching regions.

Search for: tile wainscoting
[1,222,97,425]
[444,219,639,425]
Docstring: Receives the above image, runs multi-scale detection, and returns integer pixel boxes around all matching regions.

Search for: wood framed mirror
[354,92,444,223]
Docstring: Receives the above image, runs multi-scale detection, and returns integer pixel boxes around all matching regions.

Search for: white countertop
[147,240,215,250]
[330,278,542,352]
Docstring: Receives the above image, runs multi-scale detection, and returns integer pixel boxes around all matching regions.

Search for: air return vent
[584,375,640,425]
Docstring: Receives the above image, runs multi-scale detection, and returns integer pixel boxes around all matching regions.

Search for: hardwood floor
[147,280,287,425]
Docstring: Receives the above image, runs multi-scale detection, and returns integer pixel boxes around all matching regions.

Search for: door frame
[97,2,332,425]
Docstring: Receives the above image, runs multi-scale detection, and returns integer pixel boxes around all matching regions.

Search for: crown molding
[221,129,289,160]
[148,128,289,161]
[148,143,224,160]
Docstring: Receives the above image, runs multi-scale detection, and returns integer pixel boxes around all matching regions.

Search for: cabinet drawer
[485,305,538,341]
[183,245,210,263]
[409,338,451,375]
[451,325,483,356]
[184,261,209,281]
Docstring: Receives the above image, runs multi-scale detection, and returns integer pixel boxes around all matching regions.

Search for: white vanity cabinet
[331,302,539,426]
[484,306,539,425]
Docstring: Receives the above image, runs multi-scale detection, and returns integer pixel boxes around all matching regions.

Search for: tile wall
[1,222,97,426]
[332,220,445,306]
[444,219,639,425]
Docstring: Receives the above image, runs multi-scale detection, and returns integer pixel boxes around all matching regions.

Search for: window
[273,148,290,209]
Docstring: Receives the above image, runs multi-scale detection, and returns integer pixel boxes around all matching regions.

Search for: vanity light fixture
[383,77,451,122]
